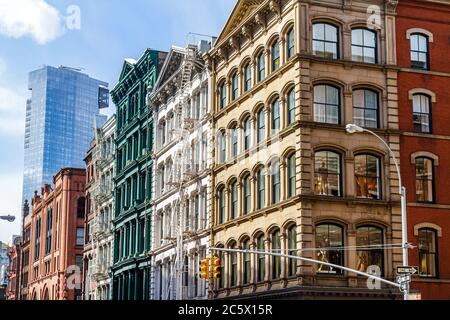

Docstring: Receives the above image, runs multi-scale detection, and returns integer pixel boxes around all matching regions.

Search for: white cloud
[0,86,26,136]
[0,0,65,44]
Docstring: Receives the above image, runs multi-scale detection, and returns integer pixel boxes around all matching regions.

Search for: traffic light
[199,258,210,279]
[212,256,221,279]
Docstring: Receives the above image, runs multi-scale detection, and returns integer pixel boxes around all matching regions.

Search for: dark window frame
[354,153,382,200]
[412,93,432,134]
[351,28,378,64]
[312,22,339,59]
[410,33,430,70]
[314,150,343,197]
[314,84,341,125]
[353,88,380,129]
[415,157,435,203]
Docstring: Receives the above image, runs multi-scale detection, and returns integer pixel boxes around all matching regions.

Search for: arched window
[257,51,265,82]
[256,235,265,282]
[413,94,431,133]
[218,131,226,163]
[271,99,280,135]
[356,226,384,275]
[218,187,226,224]
[230,125,238,158]
[415,157,434,203]
[410,33,429,70]
[256,167,265,210]
[286,28,295,59]
[230,181,238,220]
[418,228,438,277]
[242,175,251,215]
[271,229,281,279]
[314,151,341,197]
[352,28,377,63]
[243,117,252,151]
[219,81,227,109]
[45,207,53,255]
[271,40,280,72]
[271,160,280,204]
[355,154,381,200]
[287,88,295,125]
[316,223,344,274]
[314,84,340,124]
[230,242,238,287]
[353,89,379,128]
[231,72,239,101]
[287,153,296,198]
[287,225,297,277]
[243,63,252,92]
[242,239,251,285]
[257,109,265,143]
[77,197,86,218]
[313,23,339,59]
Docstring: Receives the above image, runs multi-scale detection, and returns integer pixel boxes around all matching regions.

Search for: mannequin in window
[317,161,329,195]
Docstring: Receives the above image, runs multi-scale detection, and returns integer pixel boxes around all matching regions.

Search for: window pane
[313,41,325,56]
[314,85,326,103]
[352,29,363,45]
[325,24,337,42]
[364,30,376,47]
[315,151,341,197]
[355,154,381,199]
[313,23,325,40]
[316,224,343,274]
[411,35,419,51]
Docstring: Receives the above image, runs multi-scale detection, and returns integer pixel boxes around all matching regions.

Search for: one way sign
[397,266,419,275]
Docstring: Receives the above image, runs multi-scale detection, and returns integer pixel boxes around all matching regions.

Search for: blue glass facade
[22,66,108,206]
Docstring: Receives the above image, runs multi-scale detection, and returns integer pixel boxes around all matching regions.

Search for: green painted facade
[111,49,166,300]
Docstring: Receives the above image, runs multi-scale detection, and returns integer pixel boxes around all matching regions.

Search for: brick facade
[396,0,450,300]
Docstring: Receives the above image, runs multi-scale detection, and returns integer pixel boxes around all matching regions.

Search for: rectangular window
[76,228,84,246]
[352,28,377,64]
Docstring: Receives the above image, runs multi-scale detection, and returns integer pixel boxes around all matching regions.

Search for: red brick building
[396,0,450,300]
[6,236,21,300]
[26,168,86,300]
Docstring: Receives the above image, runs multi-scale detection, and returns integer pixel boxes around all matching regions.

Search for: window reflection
[355,154,381,200]
[316,224,344,274]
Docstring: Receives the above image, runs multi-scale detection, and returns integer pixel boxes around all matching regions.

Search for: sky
[0,0,235,244]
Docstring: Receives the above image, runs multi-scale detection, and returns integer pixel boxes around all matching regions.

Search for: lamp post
[346,124,409,300]
[0,215,15,223]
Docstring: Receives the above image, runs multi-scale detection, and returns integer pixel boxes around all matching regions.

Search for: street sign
[397,266,419,275]
[397,274,412,284]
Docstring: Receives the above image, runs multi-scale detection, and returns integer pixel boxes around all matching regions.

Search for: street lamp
[0,215,15,222]
[346,124,410,299]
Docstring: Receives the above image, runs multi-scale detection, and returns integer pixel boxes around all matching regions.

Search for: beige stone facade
[205,0,402,299]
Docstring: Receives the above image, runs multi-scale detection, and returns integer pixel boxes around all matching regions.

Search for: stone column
[347,227,358,288]
[279,97,286,131]
[280,162,287,202]
[265,47,271,76]
[264,238,270,282]
[280,38,286,66]
[280,232,287,280]
[237,182,242,218]
[250,176,256,213]
[250,242,256,285]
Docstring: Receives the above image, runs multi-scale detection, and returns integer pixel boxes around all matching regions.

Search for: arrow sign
[397,266,419,275]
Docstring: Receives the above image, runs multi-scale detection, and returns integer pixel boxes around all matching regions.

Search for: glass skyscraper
[22,65,109,206]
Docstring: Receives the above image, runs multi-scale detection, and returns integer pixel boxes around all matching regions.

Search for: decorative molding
[414,222,442,237]
[406,28,434,42]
